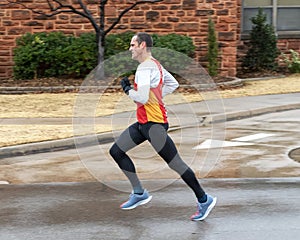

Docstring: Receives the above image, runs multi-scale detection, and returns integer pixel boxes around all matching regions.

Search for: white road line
[232,133,275,142]
[193,133,276,149]
[0,181,9,184]
[193,139,254,150]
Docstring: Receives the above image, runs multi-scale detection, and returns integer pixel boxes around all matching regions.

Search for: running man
[109,32,216,221]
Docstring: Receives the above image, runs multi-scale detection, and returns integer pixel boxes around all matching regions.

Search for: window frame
[241,0,300,39]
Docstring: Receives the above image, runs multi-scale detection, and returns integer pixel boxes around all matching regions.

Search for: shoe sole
[121,195,152,210]
[192,197,217,221]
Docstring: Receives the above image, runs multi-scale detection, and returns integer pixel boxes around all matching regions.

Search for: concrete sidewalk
[0,93,299,158]
[1,178,299,240]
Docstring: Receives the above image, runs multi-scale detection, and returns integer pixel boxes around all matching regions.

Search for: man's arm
[128,68,151,105]
[162,69,179,97]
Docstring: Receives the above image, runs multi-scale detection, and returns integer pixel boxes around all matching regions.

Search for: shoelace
[197,202,203,212]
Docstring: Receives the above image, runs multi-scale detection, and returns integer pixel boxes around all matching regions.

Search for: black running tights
[109,122,206,199]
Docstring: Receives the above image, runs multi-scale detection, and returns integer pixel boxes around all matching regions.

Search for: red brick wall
[277,39,300,54]
[0,0,299,80]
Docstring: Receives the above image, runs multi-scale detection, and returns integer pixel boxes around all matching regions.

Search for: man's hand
[120,77,132,95]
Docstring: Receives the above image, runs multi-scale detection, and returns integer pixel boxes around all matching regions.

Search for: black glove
[120,76,132,95]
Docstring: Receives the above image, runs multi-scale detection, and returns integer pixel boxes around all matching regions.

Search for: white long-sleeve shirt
[128,58,179,104]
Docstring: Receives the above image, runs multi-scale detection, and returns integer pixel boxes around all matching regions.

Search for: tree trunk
[96,30,105,80]
[97,33,105,64]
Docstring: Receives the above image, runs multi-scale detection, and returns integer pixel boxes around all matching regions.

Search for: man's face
[129,36,144,61]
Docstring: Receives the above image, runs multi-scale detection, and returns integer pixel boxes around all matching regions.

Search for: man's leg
[109,122,146,194]
[109,122,153,210]
[140,123,206,200]
[143,122,217,220]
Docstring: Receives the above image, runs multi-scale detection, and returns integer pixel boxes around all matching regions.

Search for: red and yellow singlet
[134,58,167,124]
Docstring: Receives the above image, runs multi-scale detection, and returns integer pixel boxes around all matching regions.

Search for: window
[242,0,300,37]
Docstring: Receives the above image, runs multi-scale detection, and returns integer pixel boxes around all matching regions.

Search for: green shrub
[152,33,195,74]
[241,8,280,72]
[89,32,196,79]
[13,32,97,79]
[13,31,196,79]
[281,49,300,73]
[103,32,137,77]
[207,17,219,77]
[13,32,72,79]
[153,33,195,56]
[105,31,135,57]
[64,32,98,77]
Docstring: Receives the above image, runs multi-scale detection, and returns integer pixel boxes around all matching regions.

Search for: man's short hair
[135,32,153,51]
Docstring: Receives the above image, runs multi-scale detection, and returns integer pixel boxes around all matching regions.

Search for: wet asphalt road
[1,178,300,240]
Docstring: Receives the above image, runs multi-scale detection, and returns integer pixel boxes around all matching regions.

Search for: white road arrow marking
[193,133,276,150]
[0,181,9,184]
[193,139,254,149]
[232,133,275,142]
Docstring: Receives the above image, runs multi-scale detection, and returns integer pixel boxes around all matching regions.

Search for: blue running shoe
[120,189,152,210]
[190,194,217,221]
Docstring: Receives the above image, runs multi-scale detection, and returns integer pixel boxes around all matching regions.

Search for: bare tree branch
[5,0,76,17]
[105,0,162,35]
[5,0,100,32]
[78,0,92,18]
[46,0,57,11]
[3,0,162,35]
[2,0,163,66]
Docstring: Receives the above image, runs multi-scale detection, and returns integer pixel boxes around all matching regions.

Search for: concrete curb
[203,102,300,124]
[0,131,116,159]
[1,101,300,159]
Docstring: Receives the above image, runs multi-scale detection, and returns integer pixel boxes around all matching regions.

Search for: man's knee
[109,144,125,161]
[167,154,190,176]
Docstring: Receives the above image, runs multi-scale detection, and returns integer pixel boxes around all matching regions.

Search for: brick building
[0,0,299,80]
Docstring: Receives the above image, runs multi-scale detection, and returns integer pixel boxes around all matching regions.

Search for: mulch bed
[0,75,236,86]
[0,77,84,87]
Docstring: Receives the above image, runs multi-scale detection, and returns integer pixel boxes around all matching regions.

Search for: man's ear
[140,41,146,49]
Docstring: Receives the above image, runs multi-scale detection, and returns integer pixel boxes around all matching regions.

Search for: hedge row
[13,32,195,80]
